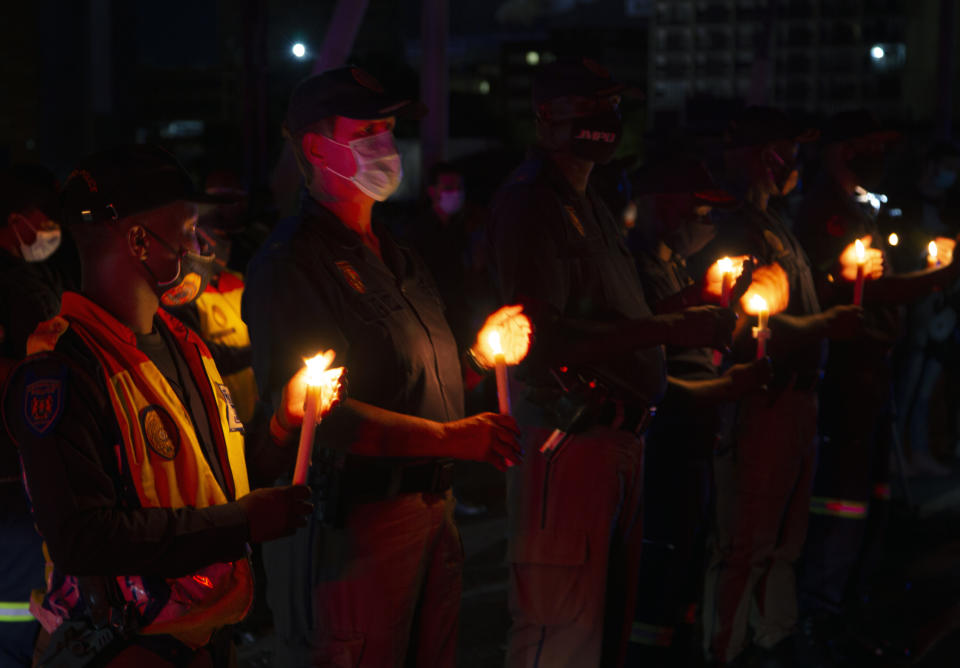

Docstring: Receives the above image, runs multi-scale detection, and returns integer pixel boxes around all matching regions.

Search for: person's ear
[302,133,327,168]
[127,225,149,261]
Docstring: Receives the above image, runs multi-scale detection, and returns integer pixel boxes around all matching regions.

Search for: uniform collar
[61,291,139,346]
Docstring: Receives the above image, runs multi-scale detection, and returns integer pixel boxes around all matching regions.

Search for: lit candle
[488,330,511,415]
[928,240,940,268]
[853,239,866,306]
[749,294,770,359]
[888,232,899,247]
[293,351,344,485]
[713,257,735,366]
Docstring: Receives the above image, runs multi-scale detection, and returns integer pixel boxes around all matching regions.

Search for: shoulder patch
[335,261,366,294]
[139,405,180,460]
[23,368,66,436]
[564,205,586,237]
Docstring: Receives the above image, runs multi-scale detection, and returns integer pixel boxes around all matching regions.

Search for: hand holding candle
[838,236,883,305]
[740,263,789,359]
[293,350,344,486]
[927,237,955,267]
[472,305,533,416]
[745,294,771,359]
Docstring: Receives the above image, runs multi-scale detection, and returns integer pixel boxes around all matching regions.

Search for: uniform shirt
[635,243,716,381]
[489,150,666,406]
[243,195,465,449]
[2,320,250,578]
[703,202,826,383]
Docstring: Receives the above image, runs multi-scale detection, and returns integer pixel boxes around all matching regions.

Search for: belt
[344,459,455,502]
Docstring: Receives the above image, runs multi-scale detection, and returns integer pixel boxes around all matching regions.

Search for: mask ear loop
[140,225,184,287]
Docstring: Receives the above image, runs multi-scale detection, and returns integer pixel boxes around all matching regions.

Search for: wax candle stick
[488,330,511,415]
[713,257,734,366]
[749,294,770,360]
[853,239,866,306]
[293,384,320,486]
[293,352,343,486]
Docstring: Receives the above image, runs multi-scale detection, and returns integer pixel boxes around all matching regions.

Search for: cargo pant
[505,424,645,668]
[703,389,818,664]
[264,490,462,668]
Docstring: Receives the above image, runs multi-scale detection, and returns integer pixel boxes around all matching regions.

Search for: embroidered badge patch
[217,384,244,432]
[335,261,367,294]
[564,205,586,237]
[24,375,64,436]
[139,405,180,460]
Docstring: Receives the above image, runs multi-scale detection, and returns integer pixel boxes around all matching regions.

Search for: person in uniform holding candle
[488,58,738,668]
[693,107,866,667]
[626,156,775,664]
[1,146,315,667]
[242,66,522,667]
[793,111,960,661]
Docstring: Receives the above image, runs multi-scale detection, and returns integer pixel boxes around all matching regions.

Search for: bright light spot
[748,294,768,313]
[292,42,306,58]
[888,233,899,246]
[889,208,902,217]
[929,240,938,259]
[487,330,503,357]
[879,193,888,203]
[525,50,540,66]
[478,80,491,95]
[717,257,734,274]
[855,239,866,263]
[871,45,885,60]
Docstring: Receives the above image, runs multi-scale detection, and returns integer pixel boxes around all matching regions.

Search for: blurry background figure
[169,172,258,425]
[883,141,960,475]
[0,166,62,666]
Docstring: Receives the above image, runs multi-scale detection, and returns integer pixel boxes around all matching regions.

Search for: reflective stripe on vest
[0,601,35,622]
[28,292,253,648]
[630,621,675,647]
[809,496,868,519]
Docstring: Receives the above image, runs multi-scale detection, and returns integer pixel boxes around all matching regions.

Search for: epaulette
[26,316,70,356]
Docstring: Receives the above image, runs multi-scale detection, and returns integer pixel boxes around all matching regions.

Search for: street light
[525,50,540,66]
[870,45,885,60]
[292,42,307,59]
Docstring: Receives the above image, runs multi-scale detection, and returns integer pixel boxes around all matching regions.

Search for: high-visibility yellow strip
[0,601,35,622]
[630,622,675,647]
[810,496,867,519]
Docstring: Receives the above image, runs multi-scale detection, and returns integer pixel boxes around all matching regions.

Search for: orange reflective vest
[27,292,253,648]
[193,271,257,425]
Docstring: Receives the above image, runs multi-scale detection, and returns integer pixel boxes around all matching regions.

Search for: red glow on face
[193,574,214,589]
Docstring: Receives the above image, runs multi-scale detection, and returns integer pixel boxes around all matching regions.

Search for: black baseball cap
[633,158,738,209]
[532,58,643,110]
[725,106,819,148]
[822,109,900,145]
[60,144,230,225]
[284,66,427,135]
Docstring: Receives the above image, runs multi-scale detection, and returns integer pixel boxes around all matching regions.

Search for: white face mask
[13,218,61,262]
[438,189,465,215]
[324,130,403,201]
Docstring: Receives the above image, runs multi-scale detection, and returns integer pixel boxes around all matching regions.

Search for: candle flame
[748,294,768,313]
[303,350,344,413]
[929,240,938,259]
[304,351,334,386]
[888,232,899,246]
[855,239,865,263]
[487,330,503,357]
[717,256,734,274]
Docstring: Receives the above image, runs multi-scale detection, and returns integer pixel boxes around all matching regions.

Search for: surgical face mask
[437,190,464,216]
[568,109,622,164]
[324,130,403,201]
[141,226,216,307]
[934,169,958,191]
[13,218,61,262]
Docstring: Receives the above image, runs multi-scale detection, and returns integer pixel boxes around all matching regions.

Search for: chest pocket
[349,289,406,325]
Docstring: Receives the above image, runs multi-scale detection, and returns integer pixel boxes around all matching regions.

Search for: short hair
[284,117,336,186]
[0,164,58,226]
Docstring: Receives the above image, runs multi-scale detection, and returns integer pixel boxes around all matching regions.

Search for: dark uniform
[699,202,825,663]
[629,241,720,661]
[0,249,61,665]
[794,173,897,622]
[490,149,664,667]
[243,195,465,667]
